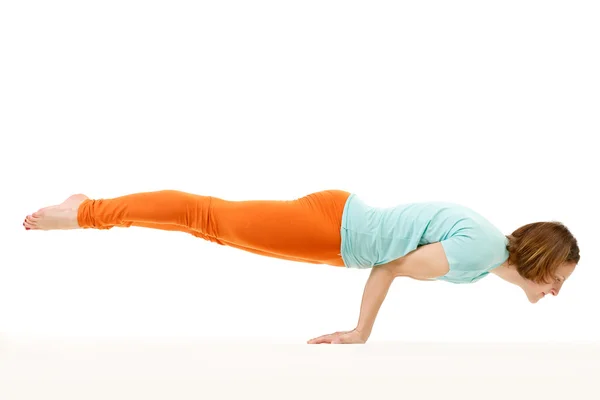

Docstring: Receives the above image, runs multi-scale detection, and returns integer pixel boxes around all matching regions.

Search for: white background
[1,0,599,345]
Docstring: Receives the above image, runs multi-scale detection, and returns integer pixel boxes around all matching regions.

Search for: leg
[128,220,323,264]
[24,189,351,266]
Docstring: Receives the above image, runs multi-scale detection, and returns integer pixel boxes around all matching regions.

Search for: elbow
[375,260,403,279]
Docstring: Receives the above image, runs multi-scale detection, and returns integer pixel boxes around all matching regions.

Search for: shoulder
[437,226,508,283]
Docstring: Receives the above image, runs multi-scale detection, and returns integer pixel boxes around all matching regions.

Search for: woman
[22,189,580,344]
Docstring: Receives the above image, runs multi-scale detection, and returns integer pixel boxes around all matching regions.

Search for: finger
[308,332,339,344]
[309,333,335,342]
[308,334,326,343]
[308,336,333,344]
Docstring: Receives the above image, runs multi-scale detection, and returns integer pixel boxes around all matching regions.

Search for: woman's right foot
[24,194,89,230]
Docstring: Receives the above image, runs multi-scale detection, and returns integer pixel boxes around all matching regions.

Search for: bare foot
[24,194,89,231]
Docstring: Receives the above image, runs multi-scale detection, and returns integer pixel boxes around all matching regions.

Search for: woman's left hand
[307,329,368,344]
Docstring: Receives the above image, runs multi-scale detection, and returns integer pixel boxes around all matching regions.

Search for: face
[523,262,576,303]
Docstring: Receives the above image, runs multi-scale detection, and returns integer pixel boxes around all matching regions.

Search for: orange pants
[77,189,351,267]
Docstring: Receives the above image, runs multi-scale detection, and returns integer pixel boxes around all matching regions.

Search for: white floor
[1,335,598,400]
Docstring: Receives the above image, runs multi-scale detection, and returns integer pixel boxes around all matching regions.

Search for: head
[505,221,580,303]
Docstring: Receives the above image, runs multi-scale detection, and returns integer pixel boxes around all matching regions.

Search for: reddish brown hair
[506,221,580,284]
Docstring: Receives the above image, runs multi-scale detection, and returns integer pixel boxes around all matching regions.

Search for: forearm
[355,264,396,339]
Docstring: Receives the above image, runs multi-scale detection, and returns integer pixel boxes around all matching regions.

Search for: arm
[307,263,395,344]
[356,242,450,338]
[354,263,396,340]
[356,241,450,337]
[307,242,449,344]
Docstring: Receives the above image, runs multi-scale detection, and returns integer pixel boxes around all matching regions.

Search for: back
[339,193,509,284]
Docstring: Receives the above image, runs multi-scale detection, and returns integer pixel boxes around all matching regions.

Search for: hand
[307,328,368,344]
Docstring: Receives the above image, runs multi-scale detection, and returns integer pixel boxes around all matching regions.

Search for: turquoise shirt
[340,193,509,284]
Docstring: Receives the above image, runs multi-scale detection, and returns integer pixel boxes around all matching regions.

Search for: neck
[490,259,525,289]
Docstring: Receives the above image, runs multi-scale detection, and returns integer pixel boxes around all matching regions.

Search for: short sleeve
[438,233,494,284]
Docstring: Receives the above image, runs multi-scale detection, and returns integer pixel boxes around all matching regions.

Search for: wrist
[354,327,371,341]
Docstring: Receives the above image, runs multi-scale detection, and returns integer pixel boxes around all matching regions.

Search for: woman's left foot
[24,194,89,230]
